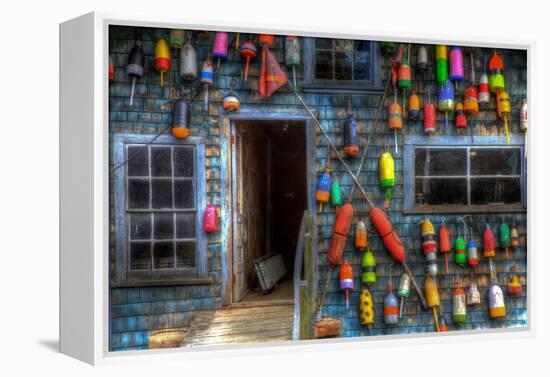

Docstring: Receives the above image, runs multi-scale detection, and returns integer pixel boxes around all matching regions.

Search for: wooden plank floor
[182,304,294,347]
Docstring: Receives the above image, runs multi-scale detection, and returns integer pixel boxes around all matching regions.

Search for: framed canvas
[60,12,532,365]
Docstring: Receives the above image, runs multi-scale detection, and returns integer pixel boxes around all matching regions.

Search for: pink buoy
[212,32,229,67]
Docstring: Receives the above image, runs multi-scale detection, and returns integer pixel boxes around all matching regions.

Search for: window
[403,136,526,213]
[303,38,382,92]
[113,134,207,285]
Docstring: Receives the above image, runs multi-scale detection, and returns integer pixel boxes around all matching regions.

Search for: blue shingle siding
[109,25,527,351]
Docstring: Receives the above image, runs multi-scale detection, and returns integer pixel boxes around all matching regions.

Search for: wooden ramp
[182,304,294,347]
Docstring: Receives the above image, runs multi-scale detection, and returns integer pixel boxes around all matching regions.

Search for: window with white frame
[113,134,207,284]
[403,136,526,213]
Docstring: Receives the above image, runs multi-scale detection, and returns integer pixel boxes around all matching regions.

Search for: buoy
[488,278,506,319]
[511,220,519,249]
[328,203,354,266]
[408,91,420,120]
[425,275,441,332]
[467,279,481,306]
[398,48,412,89]
[439,223,451,274]
[109,55,115,81]
[259,34,275,48]
[240,39,257,81]
[435,45,448,84]
[421,218,438,277]
[343,113,359,156]
[478,55,490,107]
[380,42,396,55]
[355,220,368,251]
[285,36,300,90]
[361,249,376,285]
[455,231,467,266]
[417,45,428,74]
[499,223,511,259]
[316,166,331,213]
[449,46,464,85]
[171,99,191,139]
[379,151,395,209]
[424,89,436,134]
[359,288,375,326]
[389,92,403,153]
[439,315,449,332]
[154,38,170,87]
[507,275,522,296]
[464,85,479,117]
[397,272,411,317]
[438,79,455,127]
[203,203,219,232]
[452,287,467,324]
[223,82,240,113]
[384,279,399,325]
[467,226,479,268]
[520,98,528,132]
[127,41,145,106]
[455,101,467,129]
[489,51,505,93]
[212,32,229,67]
[200,57,214,111]
[483,225,496,258]
[330,180,343,213]
[339,259,354,309]
[169,29,185,49]
[369,207,405,263]
[391,44,404,87]
[497,90,511,145]
[180,36,198,81]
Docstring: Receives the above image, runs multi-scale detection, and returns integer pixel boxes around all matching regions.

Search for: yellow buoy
[154,38,171,87]
[359,288,375,326]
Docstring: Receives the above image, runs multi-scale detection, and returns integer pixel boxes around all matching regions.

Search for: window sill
[404,204,526,215]
[111,276,214,288]
[301,82,384,94]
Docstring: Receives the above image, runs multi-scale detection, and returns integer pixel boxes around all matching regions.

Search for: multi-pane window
[113,134,207,284]
[303,38,381,92]
[404,137,526,213]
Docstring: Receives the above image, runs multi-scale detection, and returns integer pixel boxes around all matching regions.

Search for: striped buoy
[154,38,170,87]
[421,218,438,277]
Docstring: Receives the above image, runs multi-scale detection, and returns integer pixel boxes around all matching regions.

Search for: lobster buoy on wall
[200,57,214,111]
[520,98,528,132]
[424,89,436,134]
[171,99,191,139]
[483,225,496,258]
[223,86,240,113]
[438,79,455,127]
[439,223,451,274]
[388,93,403,154]
[416,45,428,74]
[452,287,467,324]
[240,39,257,81]
[355,220,368,251]
[259,34,275,47]
[380,42,396,55]
[369,208,405,263]
[467,279,481,306]
[455,230,467,266]
[339,259,354,309]
[435,45,448,84]
[478,54,490,107]
[500,223,511,259]
[425,275,441,332]
[449,46,464,85]
[439,316,449,332]
[154,38,171,87]
[511,220,519,249]
[328,203,354,266]
[455,101,467,129]
[361,250,376,285]
[203,203,219,232]
[212,32,229,67]
[330,180,343,213]
[397,272,411,317]
[379,151,395,209]
[489,51,505,93]
[488,279,506,319]
[408,91,420,120]
[343,113,359,156]
[467,226,479,268]
[180,36,198,81]
[316,166,331,213]
[464,84,479,117]
[421,218,438,277]
[169,29,186,49]
[384,279,399,325]
[497,90,512,145]
[507,275,522,296]
[285,36,301,90]
[359,288,375,327]
[127,41,145,106]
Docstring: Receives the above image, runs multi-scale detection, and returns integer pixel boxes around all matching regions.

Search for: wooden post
[304,212,315,340]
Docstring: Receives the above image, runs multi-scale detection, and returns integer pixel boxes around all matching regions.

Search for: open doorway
[231,120,308,306]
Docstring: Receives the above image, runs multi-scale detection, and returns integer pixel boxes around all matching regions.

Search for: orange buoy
[328,203,354,266]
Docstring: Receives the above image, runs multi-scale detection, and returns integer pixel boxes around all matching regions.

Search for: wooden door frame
[220,110,317,306]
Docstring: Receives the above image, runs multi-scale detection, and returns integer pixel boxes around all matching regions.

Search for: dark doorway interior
[233,120,307,304]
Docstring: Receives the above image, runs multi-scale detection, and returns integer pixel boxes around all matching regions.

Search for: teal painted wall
[109,25,527,350]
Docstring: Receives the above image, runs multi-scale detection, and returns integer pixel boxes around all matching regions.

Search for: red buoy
[439,223,451,274]
[369,208,405,263]
[203,203,219,232]
[328,203,354,266]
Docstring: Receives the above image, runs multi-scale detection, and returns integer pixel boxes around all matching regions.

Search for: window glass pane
[354,50,370,80]
[334,39,353,51]
[470,148,521,176]
[415,148,467,176]
[415,178,468,205]
[335,51,352,80]
[151,179,173,209]
[176,212,196,239]
[130,213,151,240]
[153,242,174,269]
[176,241,196,268]
[175,180,195,209]
[315,51,333,80]
[129,242,151,270]
[151,146,172,177]
[127,145,148,177]
[154,213,174,240]
[470,178,521,205]
[315,38,332,49]
[174,146,194,177]
[128,179,149,209]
